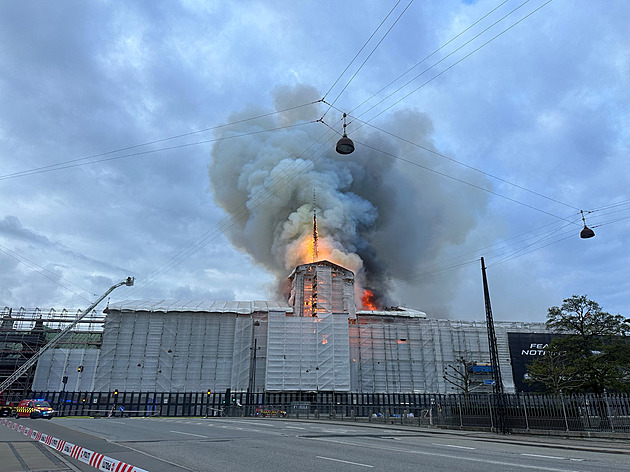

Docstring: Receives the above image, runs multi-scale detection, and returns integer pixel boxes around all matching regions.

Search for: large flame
[361,289,379,310]
[287,233,363,273]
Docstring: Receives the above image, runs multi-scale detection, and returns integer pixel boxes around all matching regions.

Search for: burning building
[21,259,550,395]
[288,260,356,318]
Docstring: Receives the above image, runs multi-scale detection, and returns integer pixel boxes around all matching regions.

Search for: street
[2,417,629,472]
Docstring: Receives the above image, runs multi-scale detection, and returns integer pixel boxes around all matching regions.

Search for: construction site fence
[12,390,630,434]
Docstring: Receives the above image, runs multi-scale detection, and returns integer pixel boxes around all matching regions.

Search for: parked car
[15,399,55,419]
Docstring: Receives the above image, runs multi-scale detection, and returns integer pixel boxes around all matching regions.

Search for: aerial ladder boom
[0,277,134,394]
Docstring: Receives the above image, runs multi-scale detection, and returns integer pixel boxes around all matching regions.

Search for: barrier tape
[1,418,148,472]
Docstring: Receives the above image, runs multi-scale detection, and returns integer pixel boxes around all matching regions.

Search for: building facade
[6,261,554,395]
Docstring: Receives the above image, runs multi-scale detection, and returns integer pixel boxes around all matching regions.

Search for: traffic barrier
[1,418,148,471]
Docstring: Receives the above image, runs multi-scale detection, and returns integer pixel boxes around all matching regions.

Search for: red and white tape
[1,418,148,472]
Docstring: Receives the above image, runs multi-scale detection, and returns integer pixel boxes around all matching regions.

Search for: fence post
[603,391,615,432]
[521,395,530,432]
[487,394,493,430]
[457,397,463,427]
[560,392,569,432]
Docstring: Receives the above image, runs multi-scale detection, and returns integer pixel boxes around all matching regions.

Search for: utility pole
[480,258,508,434]
[0,277,134,395]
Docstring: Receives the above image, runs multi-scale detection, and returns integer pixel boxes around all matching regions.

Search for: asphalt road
[2,417,629,472]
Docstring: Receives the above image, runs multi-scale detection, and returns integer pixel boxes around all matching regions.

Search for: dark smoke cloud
[208,84,490,310]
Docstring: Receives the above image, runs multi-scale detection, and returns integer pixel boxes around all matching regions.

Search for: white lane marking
[284,426,306,430]
[317,456,373,468]
[106,420,126,424]
[432,443,476,450]
[309,437,582,472]
[169,430,208,438]
[522,453,580,461]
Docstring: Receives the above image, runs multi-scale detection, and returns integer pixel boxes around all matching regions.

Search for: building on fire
[2,260,553,397]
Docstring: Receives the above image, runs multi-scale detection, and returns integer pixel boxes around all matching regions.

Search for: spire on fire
[312,189,318,263]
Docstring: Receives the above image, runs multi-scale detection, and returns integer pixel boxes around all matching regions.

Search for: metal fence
[18,390,630,434]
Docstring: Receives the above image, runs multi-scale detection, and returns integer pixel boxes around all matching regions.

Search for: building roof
[105,300,293,315]
[356,306,427,318]
[288,259,354,280]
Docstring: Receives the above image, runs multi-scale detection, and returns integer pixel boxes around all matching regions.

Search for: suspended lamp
[336,113,355,155]
[580,210,595,239]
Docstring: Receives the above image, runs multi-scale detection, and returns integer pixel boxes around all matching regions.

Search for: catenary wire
[351,117,581,212]
[350,0,538,120]
[0,122,317,180]
[348,0,511,117]
[324,0,415,112]
[0,101,322,181]
[353,0,553,127]
[0,243,94,302]
[322,0,405,101]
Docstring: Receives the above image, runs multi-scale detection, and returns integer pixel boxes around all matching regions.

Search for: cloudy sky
[1,0,628,323]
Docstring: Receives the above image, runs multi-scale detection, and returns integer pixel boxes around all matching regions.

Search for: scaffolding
[266,313,350,391]
[289,261,355,318]
[1,307,104,397]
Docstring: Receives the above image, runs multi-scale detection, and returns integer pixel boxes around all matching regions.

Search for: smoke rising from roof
[208,84,490,311]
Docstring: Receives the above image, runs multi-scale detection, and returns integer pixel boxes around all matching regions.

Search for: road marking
[169,430,207,438]
[433,443,476,450]
[285,426,306,430]
[522,453,581,461]
[317,456,373,468]
[308,437,582,472]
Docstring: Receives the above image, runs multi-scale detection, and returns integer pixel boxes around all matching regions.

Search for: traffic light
[77,365,84,372]
[207,389,211,396]
[113,389,119,396]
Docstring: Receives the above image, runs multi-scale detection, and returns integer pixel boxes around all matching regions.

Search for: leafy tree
[527,295,630,394]
[525,343,583,394]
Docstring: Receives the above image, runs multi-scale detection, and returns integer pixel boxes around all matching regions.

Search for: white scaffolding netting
[266,313,350,391]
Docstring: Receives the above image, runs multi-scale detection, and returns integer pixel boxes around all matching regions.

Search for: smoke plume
[208,84,489,311]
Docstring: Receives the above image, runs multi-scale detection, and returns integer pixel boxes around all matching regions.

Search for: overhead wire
[0,101,322,181]
[348,116,581,212]
[350,0,542,120]
[5,0,615,304]
[348,0,511,117]
[322,0,405,101]
[387,202,630,284]
[126,123,342,296]
[0,243,94,302]
[323,0,415,113]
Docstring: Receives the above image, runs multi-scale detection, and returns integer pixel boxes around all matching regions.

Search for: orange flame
[294,234,333,266]
[361,289,379,310]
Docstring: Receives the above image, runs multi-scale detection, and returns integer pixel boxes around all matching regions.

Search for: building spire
[312,189,318,263]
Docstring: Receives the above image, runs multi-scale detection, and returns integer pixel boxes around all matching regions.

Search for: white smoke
[208,84,489,310]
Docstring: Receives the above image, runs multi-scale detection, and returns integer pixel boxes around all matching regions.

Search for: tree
[525,343,583,394]
[443,356,477,396]
[527,295,630,394]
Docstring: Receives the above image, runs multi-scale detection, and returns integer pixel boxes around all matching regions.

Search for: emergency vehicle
[0,397,16,417]
[14,399,55,419]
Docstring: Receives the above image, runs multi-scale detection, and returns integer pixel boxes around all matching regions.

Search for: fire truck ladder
[0,277,134,394]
